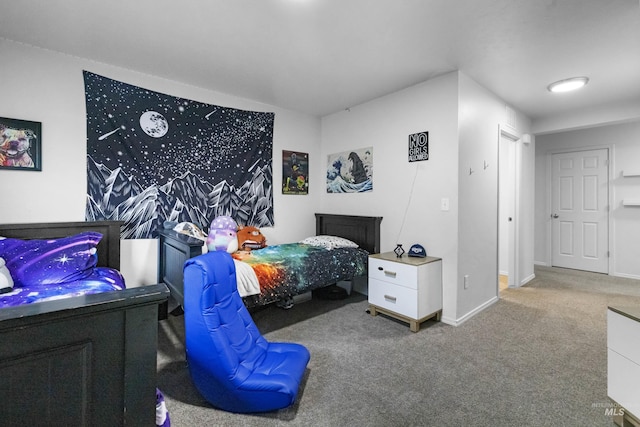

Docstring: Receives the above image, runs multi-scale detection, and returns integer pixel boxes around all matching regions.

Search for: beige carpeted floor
[156,266,640,426]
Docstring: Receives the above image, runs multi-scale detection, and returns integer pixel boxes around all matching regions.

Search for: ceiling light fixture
[547,77,589,93]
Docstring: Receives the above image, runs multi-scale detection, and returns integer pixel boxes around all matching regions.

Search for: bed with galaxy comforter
[159,213,383,309]
[0,221,168,426]
[233,238,370,308]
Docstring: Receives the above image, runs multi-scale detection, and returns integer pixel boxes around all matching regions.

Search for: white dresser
[368,252,442,332]
[608,305,640,426]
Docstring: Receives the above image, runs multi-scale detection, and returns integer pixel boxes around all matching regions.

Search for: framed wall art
[326,146,373,193]
[282,150,308,195]
[0,117,42,171]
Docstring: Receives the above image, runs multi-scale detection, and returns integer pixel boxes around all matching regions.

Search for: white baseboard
[613,272,640,280]
[520,273,535,286]
[441,296,499,326]
[534,260,548,266]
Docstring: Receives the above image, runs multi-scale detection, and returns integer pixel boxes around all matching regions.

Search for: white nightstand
[368,252,442,332]
[608,306,640,427]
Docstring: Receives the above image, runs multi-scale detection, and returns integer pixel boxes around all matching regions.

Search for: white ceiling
[1,0,639,122]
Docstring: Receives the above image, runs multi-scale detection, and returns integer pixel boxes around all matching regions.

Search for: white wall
[320,71,535,324]
[0,39,541,322]
[320,72,461,320]
[0,39,322,286]
[532,100,640,135]
[457,73,533,320]
[535,121,640,279]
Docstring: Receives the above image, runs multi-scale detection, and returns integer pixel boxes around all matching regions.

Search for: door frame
[498,125,522,292]
[545,144,614,275]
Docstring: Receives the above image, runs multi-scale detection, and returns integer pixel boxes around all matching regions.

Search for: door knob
[551,213,559,219]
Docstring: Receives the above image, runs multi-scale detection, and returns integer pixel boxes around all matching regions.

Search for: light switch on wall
[441,197,450,211]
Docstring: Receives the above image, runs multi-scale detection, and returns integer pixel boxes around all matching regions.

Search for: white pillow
[300,235,359,250]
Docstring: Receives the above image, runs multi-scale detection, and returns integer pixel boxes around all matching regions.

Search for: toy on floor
[155,388,170,427]
[206,216,238,253]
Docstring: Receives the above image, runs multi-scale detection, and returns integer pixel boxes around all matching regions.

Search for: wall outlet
[463,274,469,289]
[441,197,450,211]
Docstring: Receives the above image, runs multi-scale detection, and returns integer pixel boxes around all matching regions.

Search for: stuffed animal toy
[237,225,267,251]
[206,216,238,253]
[173,222,207,242]
[0,257,14,294]
[155,388,170,427]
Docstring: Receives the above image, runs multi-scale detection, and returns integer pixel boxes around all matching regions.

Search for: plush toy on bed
[236,225,267,251]
[206,216,238,253]
[0,257,13,294]
[173,222,207,242]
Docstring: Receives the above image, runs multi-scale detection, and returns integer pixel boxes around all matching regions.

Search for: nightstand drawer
[608,310,640,362]
[368,258,417,289]
[368,278,417,318]
[608,348,640,413]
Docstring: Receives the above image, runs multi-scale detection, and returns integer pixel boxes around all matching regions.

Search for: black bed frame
[0,221,169,427]
[158,213,382,308]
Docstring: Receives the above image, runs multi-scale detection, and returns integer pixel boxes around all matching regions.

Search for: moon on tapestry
[83,71,275,239]
[139,111,169,138]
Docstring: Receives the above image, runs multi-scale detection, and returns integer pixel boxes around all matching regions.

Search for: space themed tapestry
[83,71,274,239]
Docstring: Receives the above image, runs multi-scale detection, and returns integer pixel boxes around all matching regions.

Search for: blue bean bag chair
[183,251,310,413]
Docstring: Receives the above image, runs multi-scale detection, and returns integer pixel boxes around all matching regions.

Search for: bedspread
[232,243,368,307]
[0,231,126,308]
[0,267,125,308]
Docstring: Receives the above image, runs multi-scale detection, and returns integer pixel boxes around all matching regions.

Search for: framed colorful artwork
[326,147,373,193]
[282,150,308,194]
[0,117,42,171]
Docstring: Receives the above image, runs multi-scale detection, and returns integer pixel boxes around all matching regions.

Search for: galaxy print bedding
[232,243,368,308]
[0,231,125,308]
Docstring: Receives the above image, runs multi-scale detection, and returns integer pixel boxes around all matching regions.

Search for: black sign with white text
[408,131,429,162]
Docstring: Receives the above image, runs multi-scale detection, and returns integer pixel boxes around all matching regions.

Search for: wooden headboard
[0,220,122,270]
[315,213,383,254]
[0,220,168,426]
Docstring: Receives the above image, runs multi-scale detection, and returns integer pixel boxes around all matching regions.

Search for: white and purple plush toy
[0,257,14,294]
[155,388,170,427]
[206,216,238,253]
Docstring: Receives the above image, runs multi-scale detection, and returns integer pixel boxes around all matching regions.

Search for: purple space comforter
[0,231,126,308]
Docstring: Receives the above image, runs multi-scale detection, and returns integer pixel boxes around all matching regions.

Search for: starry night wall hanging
[83,71,275,239]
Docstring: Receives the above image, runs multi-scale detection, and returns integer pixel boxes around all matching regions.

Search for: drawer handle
[384,295,397,303]
[383,270,397,278]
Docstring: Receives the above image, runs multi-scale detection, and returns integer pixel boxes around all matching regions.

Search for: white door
[551,149,608,273]
[499,134,517,287]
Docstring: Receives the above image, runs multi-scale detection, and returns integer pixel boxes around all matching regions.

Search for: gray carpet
[156,266,640,426]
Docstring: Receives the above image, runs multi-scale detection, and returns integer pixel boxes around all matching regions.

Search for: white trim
[613,272,640,280]
[609,145,615,276]
[520,273,535,286]
[498,125,521,292]
[442,296,499,326]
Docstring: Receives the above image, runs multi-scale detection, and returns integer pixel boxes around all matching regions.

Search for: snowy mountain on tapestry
[84,71,274,239]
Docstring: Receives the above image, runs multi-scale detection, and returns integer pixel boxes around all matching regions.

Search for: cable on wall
[395,164,420,245]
